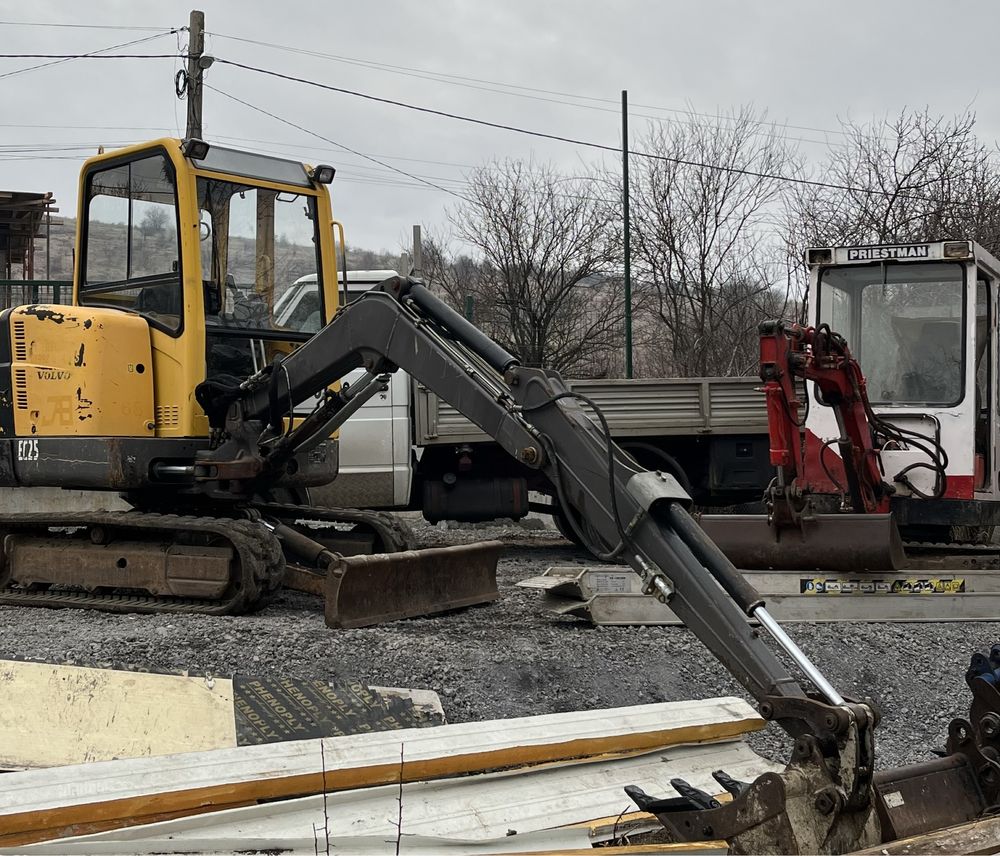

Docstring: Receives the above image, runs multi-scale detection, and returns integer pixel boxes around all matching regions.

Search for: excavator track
[252,502,415,554]
[0,511,284,615]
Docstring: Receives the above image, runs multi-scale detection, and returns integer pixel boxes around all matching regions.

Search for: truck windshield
[818,262,965,406]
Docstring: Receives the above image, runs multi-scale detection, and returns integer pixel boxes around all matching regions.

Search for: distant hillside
[30,218,408,283]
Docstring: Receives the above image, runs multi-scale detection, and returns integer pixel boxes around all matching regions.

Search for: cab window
[79,151,182,334]
[818,262,965,406]
[197,177,323,337]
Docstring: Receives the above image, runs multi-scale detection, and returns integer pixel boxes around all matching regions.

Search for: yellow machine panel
[9,305,155,437]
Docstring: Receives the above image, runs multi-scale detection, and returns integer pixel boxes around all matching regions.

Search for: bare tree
[419,226,482,311]
[787,109,1000,253]
[443,160,625,376]
[625,107,799,377]
[138,205,170,239]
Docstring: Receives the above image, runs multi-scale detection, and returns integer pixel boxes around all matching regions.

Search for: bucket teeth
[968,652,992,686]
[623,784,695,814]
[669,777,722,810]
[712,769,751,798]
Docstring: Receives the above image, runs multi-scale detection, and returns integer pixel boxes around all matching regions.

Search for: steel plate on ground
[325,540,503,628]
[519,566,1000,624]
[697,512,907,572]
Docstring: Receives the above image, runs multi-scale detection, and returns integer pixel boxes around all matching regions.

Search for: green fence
[0,280,72,307]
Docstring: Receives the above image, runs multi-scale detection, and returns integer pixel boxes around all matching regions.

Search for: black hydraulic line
[403,281,520,374]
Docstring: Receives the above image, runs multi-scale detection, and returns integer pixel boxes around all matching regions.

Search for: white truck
[278,273,772,525]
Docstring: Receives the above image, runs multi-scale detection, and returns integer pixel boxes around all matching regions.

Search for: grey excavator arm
[201,276,882,853]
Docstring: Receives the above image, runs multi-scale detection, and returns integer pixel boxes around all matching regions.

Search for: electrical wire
[0,52,179,59]
[204,82,471,202]
[207,30,857,147]
[212,56,948,203]
[0,31,178,82]
[0,21,174,32]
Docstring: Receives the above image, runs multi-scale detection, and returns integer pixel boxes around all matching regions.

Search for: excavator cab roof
[805,239,1000,276]
[80,137,333,192]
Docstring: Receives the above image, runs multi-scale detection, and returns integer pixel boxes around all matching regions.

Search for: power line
[0,123,176,131]
[0,52,178,59]
[0,32,178,81]
[204,83,470,202]
[208,31,851,145]
[213,56,921,201]
[0,21,174,32]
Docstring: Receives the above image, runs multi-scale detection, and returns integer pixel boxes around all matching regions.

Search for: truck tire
[551,502,617,558]
[549,445,693,560]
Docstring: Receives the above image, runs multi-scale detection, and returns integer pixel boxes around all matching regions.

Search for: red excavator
[704,240,1000,574]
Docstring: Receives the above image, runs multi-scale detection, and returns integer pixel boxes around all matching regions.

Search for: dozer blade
[698,513,907,572]
[323,540,504,628]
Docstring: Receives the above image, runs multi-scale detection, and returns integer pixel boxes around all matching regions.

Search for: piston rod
[754,605,846,707]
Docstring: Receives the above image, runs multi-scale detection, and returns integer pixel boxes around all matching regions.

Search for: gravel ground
[0,514,993,771]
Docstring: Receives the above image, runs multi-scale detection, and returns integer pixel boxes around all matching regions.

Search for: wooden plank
[0,699,763,847]
[15,741,775,849]
[0,660,444,768]
[5,829,592,855]
[851,813,1000,854]
[8,838,726,855]
[0,660,235,768]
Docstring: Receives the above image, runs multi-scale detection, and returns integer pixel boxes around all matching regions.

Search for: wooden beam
[2,741,767,853]
[0,698,762,847]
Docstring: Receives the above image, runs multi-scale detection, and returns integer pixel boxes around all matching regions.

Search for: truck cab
[279,271,414,509]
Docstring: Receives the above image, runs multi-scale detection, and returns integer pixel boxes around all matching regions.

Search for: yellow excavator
[0,137,502,624]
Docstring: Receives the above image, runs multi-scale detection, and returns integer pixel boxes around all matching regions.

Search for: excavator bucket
[321,540,504,629]
[698,513,907,572]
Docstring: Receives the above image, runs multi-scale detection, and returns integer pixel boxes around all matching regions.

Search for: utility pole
[186,10,206,139]
[412,224,423,277]
[622,89,633,379]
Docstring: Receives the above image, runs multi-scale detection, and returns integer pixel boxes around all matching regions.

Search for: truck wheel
[548,499,621,561]
[620,442,693,495]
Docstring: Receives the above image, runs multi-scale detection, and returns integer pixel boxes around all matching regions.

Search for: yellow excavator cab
[71,138,341,439]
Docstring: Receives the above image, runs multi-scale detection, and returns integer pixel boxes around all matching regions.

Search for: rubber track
[253,502,416,553]
[0,511,284,615]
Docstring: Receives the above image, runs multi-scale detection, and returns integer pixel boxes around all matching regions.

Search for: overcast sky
[3,0,1000,253]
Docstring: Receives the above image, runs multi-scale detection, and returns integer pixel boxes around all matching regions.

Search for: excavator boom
[247,276,1000,852]
[195,275,892,852]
